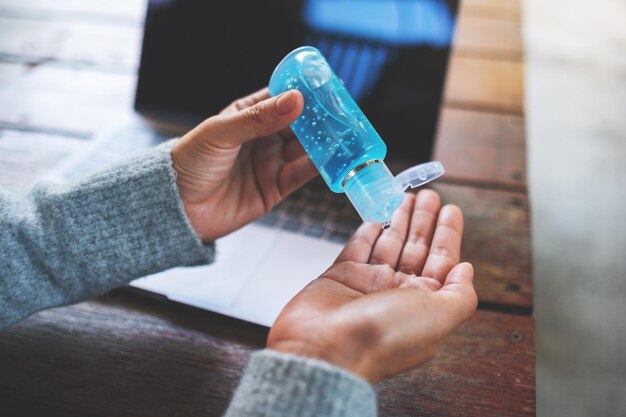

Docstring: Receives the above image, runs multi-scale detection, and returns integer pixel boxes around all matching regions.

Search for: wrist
[180,201,209,242]
[170,141,209,242]
[268,338,377,382]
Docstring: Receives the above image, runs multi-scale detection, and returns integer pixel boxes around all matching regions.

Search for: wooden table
[0,0,535,415]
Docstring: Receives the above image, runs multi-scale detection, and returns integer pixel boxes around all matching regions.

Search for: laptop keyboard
[255,177,361,244]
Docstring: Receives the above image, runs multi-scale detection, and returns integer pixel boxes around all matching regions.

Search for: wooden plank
[0,0,145,23]
[0,16,141,72]
[0,62,134,135]
[454,14,523,59]
[0,58,27,81]
[378,310,535,417]
[444,56,524,114]
[0,294,258,417]
[430,183,532,311]
[0,291,534,417]
[434,107,527,190]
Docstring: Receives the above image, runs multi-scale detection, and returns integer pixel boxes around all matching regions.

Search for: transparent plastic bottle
[269,46,444,226]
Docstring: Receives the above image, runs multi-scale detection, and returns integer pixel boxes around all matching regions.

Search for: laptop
[52,0,460,327]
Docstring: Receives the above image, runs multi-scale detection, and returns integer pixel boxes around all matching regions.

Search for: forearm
[224,350,376,417]
[0,141,213,328]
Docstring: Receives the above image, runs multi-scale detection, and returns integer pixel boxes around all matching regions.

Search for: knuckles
[247,105,266,126]
[231,97,252,111]
[243,103,274,136]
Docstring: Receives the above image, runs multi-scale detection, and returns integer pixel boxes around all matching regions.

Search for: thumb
[205,89,303,148]
[437,262,478,321]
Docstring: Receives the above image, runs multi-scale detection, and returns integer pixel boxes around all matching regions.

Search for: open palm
[172,88,317,241]
[268,190,478,382]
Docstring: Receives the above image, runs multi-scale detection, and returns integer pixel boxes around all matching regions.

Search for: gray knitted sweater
[0,141,376,417]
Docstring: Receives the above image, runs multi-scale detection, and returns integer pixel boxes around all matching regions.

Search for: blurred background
[525,0,626,415]
[0,0,625,415]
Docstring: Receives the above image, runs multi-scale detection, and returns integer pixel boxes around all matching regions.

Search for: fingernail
[276,91,297,115]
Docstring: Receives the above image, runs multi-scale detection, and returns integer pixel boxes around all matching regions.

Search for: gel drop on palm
[269,46,444,226]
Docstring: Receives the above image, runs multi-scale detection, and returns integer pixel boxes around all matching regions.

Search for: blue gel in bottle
[269,46,444,225]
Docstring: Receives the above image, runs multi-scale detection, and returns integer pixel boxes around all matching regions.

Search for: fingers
[439,262,475,295]
[221,88,271,115]
[277,126,298,142]
[277,155,319,197]
[420,204,464,283]
[282,137,307,162]
[437,262,478,321]
[396,190,440,274]
[335,222,383,263]
[202,89,304,148]
[368,194,414,267]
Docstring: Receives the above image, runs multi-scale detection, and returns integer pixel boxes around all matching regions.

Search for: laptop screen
[135,0,459,163]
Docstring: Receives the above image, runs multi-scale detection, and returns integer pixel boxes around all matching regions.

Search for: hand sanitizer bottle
[269,46,444,227]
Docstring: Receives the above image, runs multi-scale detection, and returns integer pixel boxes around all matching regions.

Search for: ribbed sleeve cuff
[40,139,215,299]
[224,350,376,417]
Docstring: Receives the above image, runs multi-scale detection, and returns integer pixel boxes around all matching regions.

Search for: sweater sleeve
[224,350,377,417]
[0,140,214,328]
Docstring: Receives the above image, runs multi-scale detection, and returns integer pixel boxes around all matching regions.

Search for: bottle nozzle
[342,160,405,224]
